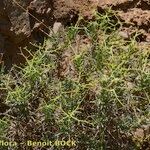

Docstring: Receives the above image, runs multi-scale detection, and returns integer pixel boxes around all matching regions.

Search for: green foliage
[0,118,9,138]
[0,11,149,149]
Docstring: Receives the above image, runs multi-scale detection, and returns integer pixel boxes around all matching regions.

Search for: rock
[3,0,31,43]
[0,0,150,69]
[0,0,54,68]
[0,0,99,69]
[119,31,129,39]
[133,128,145,140]
[52,22,63,34]
[98,0,150,42]
[29,0,51,15]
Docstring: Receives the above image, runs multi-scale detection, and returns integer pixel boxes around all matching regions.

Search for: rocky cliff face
[0,0,150,69]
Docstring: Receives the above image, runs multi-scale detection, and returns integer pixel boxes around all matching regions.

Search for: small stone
[119,31,129,39]
[133,128,144,140]
[53,22,63,34]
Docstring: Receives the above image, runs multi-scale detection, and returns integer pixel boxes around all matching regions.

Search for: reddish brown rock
[98,0,150,41]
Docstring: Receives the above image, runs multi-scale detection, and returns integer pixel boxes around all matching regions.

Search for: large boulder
[0,0,54,69]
